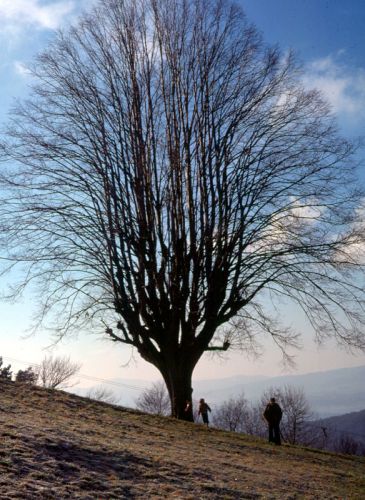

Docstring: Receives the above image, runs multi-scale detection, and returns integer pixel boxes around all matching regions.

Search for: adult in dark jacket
[263,397,283,445]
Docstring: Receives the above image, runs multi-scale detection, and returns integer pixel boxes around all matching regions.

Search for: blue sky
[243,0,365,136]
[0,0,364,385]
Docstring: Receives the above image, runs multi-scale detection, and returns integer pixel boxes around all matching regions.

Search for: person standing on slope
[198,398,211,427]
[263,397,283,445]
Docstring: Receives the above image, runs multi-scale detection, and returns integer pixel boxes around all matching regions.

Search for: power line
[2,355,149,392]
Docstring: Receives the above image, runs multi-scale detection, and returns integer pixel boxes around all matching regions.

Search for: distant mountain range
[74,364,365,418]
[193,365,365,417]
[313,409,365,450]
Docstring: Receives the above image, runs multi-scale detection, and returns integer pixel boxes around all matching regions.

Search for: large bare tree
[0,0,364,419]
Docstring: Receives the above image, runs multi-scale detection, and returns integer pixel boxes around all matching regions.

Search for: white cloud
[303,53,365,126]
[13,60,32,77]
[0,0,75,31]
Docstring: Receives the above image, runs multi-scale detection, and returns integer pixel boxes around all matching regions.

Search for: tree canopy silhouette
[1,0,364,419]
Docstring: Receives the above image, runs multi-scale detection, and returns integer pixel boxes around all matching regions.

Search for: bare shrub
[334,434,360,455]
[136,381,170,416]
[38,355,81,389]
[213,394,248,432]
[242,402,268,438]
[86,386,119,404]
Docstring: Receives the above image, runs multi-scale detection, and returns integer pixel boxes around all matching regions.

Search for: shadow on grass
[42,440,150,479]
[10,437,259,499]
[10,438,153,497]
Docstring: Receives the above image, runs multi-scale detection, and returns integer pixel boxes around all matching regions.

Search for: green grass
[0,379,364,499]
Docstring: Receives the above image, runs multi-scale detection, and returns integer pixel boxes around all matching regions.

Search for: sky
[0,0,365,388]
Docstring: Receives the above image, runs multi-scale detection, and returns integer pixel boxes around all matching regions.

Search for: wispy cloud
[335,198,365,265]
[303,52,365,128]
[0,0,75,31]
[13,60,32,78]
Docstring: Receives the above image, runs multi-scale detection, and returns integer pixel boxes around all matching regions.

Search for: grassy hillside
[0,380,364,499]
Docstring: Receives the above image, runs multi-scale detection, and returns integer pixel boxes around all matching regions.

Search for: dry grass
[0,379,364,499]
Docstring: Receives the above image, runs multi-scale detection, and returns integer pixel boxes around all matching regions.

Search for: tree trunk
[160,361,195,421]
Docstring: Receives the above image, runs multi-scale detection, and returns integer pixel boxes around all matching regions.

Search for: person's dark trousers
[269,424,281,445]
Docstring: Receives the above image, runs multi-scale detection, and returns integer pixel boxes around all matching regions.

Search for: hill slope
[0,380,364,499]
